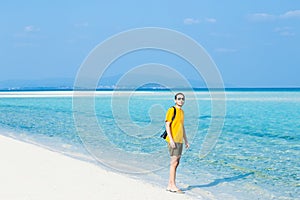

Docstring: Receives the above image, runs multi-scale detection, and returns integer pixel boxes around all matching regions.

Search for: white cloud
[205,18,217,23]
[13,25,45,41]
[280,10,300,19]
[184,18,200,25]
[24,25,40,32]
[274,27,292,32]
[13,42,37,48]
[247,13,276,21]
[248,10,300,21]
[274,27,295,37]
[184,17,217,25]
[279,31,296,36]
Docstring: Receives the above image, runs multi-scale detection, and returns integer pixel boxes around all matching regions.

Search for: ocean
[0,90,299,200]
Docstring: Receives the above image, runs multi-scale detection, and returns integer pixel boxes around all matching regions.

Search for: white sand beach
[0,134,195,200]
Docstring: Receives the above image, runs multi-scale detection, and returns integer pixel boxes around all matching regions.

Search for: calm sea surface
[0,91,299,200]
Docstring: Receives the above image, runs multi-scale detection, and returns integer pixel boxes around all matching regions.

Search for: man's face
[175,95,185,106]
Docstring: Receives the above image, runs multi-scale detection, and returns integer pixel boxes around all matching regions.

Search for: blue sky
[1,0,300,87]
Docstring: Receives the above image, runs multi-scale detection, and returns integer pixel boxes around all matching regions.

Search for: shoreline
[1,87,300,93]
[0,134,197,200]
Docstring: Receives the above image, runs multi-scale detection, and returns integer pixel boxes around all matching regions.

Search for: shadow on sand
[182,172,254,191]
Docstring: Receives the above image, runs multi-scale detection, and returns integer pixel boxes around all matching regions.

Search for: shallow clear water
[0,91,299,200]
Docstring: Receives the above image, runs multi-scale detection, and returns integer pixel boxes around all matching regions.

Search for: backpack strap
[171,106,176,122]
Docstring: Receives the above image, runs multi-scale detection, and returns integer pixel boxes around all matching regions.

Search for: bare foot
[166,185,180,191]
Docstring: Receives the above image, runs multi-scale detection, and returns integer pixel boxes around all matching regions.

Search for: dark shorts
[168,142,183,157]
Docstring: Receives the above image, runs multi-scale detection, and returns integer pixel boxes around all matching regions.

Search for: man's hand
[169,140,176,149]
[185,142,190,149]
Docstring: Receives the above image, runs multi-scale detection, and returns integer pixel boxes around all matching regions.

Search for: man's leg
[167,156,181,190]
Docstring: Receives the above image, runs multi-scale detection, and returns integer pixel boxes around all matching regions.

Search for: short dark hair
[175,93,185,100]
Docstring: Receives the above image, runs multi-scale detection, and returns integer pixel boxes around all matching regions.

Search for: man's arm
[183,126,190,149]
[166,121,176,148]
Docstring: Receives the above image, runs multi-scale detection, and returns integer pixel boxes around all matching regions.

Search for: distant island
[1,78,299,92]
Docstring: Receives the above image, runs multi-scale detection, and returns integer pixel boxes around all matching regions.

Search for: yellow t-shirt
[165,106,184,143]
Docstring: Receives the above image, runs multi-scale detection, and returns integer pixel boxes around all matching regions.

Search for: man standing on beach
[165,93,189,193]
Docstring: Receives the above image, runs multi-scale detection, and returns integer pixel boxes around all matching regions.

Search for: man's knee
[171,160,178,167]
[170,157,180,166]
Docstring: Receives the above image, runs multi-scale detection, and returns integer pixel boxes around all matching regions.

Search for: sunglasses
[177,97,185,101]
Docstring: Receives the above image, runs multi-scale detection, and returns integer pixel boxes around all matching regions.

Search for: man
[165,92,189,194]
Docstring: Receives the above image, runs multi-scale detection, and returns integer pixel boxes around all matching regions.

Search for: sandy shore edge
[0,134,196,200]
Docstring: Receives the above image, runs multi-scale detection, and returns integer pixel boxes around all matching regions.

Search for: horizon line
[1,87,300,92]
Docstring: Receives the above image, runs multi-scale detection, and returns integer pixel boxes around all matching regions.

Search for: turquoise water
[0,91,299,199]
